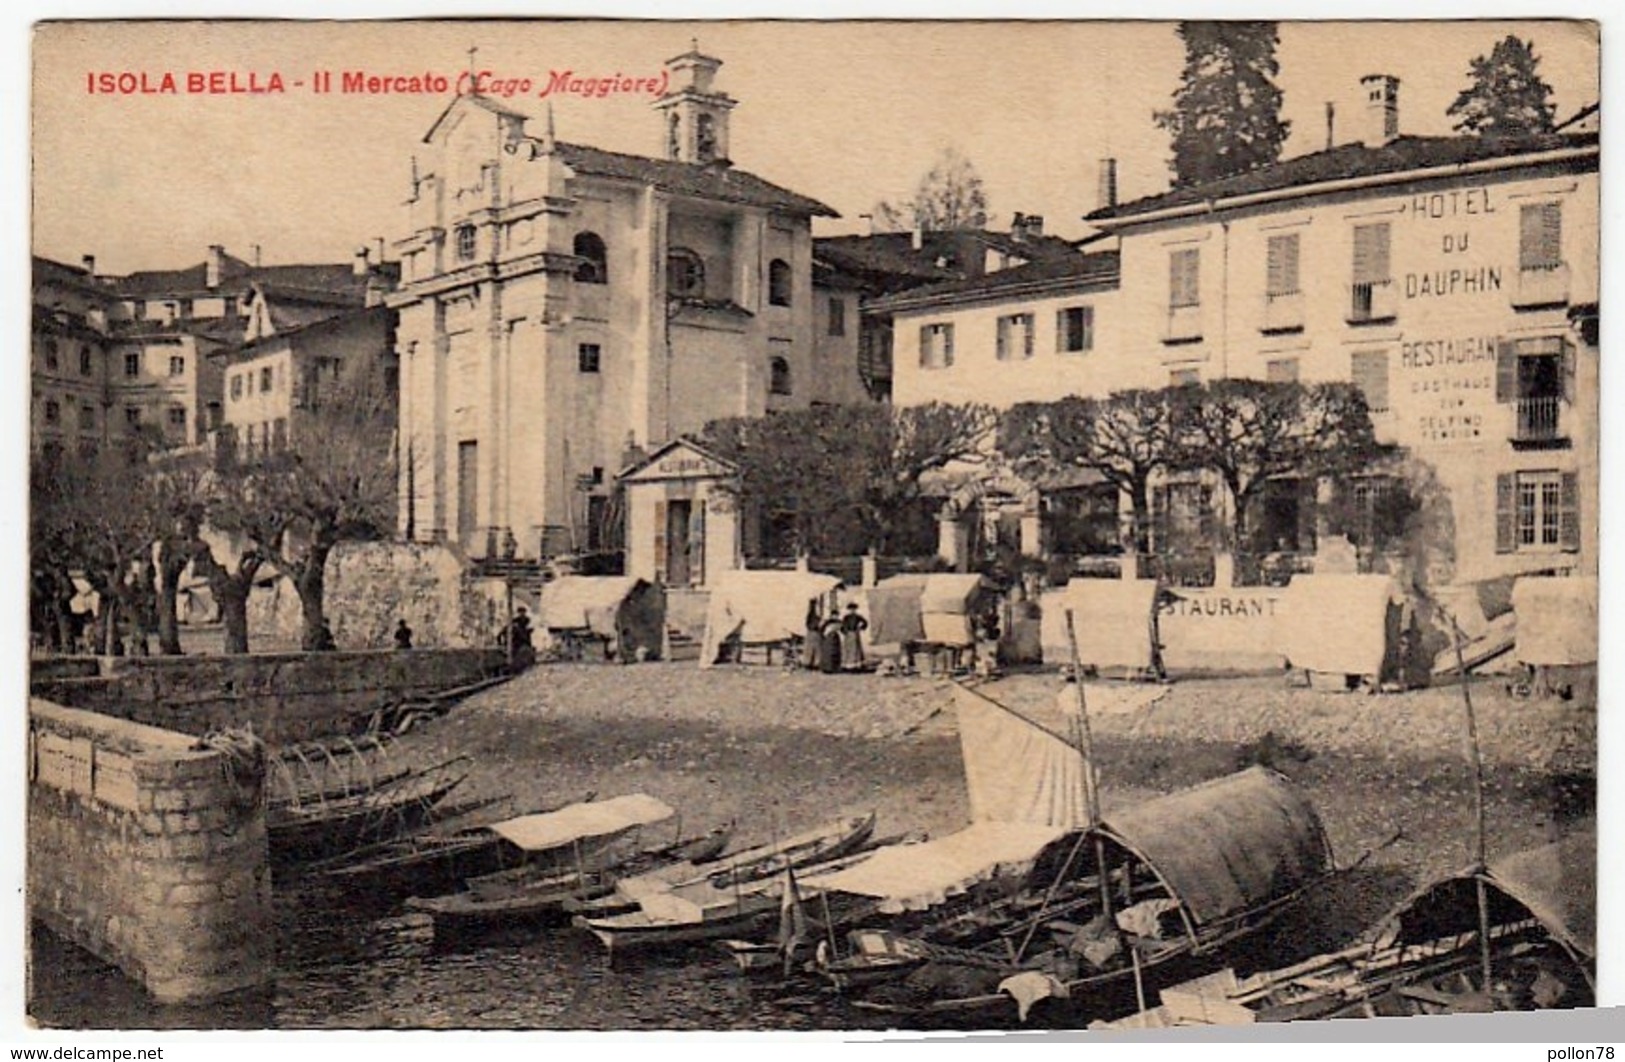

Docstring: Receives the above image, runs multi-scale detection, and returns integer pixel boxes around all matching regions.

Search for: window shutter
[1559,471,1580,551]
[1494,474,1515,554]
[943,325,954,367]
[691,501,707,585]
[1267,234,1299,295]
[653,499,668,583]
[1495,340,1517,403]
[1056,309,1068,353]
[1351,351,1390,413]
[918,325,931,367]
[1352,224,1390,284]
[1170,249,1199,308]
[1520,203,1563,270]
[1562,338,1577,404]
[996,317,1009,361]
[1081,306,1094,351]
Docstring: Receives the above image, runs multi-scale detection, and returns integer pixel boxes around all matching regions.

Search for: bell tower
[652,40,736,165]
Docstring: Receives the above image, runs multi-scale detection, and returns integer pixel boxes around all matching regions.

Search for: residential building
[391,45,862,577]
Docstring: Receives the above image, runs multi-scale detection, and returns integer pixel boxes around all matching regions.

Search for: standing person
[819,610,843,675]
[509,606,535,669]
[315,619,337,651]
[802,599,823,671]
[394,618,414,650]
[839,602,868,672]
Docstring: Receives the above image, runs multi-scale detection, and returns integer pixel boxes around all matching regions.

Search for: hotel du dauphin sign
[1387,183,1568,448]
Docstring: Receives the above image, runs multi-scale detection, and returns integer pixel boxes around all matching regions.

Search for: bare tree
[873,147,991,232]
[999,390,1178,554]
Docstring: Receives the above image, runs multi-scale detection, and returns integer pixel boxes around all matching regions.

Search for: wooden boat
[1101,830,1596,1028]
[571,820,886,957]
[406,820,735,938]
[831,766,1337,1027]
[564,813,880,920]
[268,755,473,865]
[306,790,597,899]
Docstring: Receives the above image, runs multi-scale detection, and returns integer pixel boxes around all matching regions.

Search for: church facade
[390,46,860,566]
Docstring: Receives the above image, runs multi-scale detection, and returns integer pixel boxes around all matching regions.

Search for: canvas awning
[699,570,842,667]
[1098,766,1334,929]
[539,575,642,636]
[1040,579,1159,671]
[1384,831,1595,966]
[918,573,990,615]
[1512,576,1597,667]
[1277,573,1403,676]
[798,821,1068,914]
[488,794,675,852]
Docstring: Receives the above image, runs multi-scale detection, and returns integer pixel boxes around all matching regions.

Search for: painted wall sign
[1401,186,1503,301]
[1398,333,1501,444]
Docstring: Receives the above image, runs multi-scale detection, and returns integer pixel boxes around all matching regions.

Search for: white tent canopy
[1277,573,1404,677]
[699,570,842,667]
[1040,579,1159,671]
[538,576,641,632]
[1513,576,1597,667]
[488,794,675,852]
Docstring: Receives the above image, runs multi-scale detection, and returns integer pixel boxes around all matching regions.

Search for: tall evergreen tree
[1447,35,1557,136]
[1154,22,1291,187]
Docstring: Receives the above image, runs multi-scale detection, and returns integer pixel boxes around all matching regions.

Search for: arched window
[44,340,59,371]
[455,224,477,262]
[79,346,93,376]
[696,114,718,161]
[573,232,608,284]
[667,248,706,298]
[769,356,792,397]
[768,259,792,306]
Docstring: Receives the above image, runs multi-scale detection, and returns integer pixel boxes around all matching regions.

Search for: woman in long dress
[839,603,868,672]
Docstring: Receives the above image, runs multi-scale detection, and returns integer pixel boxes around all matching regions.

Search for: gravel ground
[387,661,1595,963]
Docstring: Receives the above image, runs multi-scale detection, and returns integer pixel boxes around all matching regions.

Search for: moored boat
[268,755,473,865]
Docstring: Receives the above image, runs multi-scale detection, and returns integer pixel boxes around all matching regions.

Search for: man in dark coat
[394,618,414,649]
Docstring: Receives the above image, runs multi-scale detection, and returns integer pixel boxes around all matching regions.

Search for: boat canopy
[488,794,676,852]
[798,821,1069,914]
[1097,766,1335,929]
[1384,830,1595,967]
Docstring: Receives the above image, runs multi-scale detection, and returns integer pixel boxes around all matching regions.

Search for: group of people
[802,599,869,674]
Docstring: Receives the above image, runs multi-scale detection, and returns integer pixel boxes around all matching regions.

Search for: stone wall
[28,698,271,1004]
[246,541,470,649]
[31,648,509,744]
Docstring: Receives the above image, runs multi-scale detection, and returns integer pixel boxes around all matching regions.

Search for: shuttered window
[1519,202,1563,271]
[1350,350,1390,412]
[1169,249,1200,309]
[1352,223,1391,285]
[1057,306,1094,353]
[1266,234,1300,297]
[996,314,1034,361]
[1500,470,1580,553]
[919,323,954,369]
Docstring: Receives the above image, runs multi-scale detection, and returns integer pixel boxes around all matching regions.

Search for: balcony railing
[1513,262,1570,309]
[1514,395,1566,445]
[1261,290,1305,333]
[1346,280,1397,324]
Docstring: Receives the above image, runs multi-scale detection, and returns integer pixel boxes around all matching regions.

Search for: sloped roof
[552,140,838,218]
[1088,131,1598,224]
[813,234,960,283]
[110,256,395,302]
[868,250,1119,311]
[219,304,394,361]
[32,255,106,294]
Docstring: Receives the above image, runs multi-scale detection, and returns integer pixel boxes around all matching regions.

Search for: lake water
[27,884,864,1033]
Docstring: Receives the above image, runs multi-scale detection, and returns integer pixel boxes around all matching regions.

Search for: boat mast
[1444,605,1494,995]
[1065,609,1114,930]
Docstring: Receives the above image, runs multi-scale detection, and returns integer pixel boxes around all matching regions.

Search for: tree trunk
[99,596,120,656]
[216,580,251,655]
[296,544,332,651]
[1130,477,1153,555]
[155,538,190,656]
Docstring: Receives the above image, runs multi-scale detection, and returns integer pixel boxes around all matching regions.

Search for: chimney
[1096,158,1118,212]
[1024,215,1044,238]
[1010,212,1027,243]
[80,254,96,276]
[374,236,386,266]
[859,213,875,238]
[251,244,262,267]
[911,224,924,251]
[1359,74,1401,146]
[205,244,225,289]
[353,246,371,277]
[1325,102,1336,150]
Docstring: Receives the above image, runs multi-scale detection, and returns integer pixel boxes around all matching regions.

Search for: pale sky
[30,19,1600,275]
